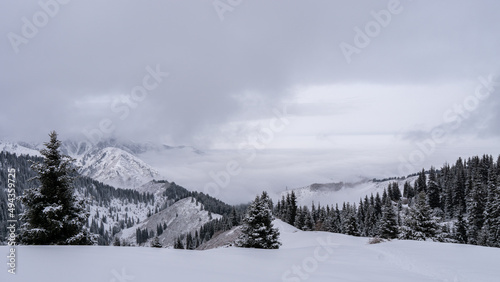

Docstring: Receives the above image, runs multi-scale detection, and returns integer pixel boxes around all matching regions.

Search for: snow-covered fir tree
[466,173,486,245]
[151,236,162,248]
[400,192,439,241]
[483,170,500,247]
[236,191,281,249]
[174,237,184,249]
[454,213,468,244]
[19,131,95,245]
[342,203,359,236]
[427,167,441,209]
[286,191,298,225]
[379,202,399,239]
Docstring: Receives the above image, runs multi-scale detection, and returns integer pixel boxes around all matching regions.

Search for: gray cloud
[401,74,500,144]
[1,0,499,153]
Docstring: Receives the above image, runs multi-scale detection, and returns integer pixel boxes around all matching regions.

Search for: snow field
[2,219,500,282]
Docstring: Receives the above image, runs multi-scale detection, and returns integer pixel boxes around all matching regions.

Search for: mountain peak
[80,146,160,189]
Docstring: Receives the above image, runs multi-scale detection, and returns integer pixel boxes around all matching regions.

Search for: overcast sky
[2,1,499,203]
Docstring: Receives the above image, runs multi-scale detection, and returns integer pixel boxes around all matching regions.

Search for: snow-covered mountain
[0,141,41,157]
[279,176,418,208]
[0,139,205,190]
[79,147,160,189]
[118,197,222,247]
[58,139,171,189]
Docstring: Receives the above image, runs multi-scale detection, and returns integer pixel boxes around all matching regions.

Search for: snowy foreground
[2,220,500,282]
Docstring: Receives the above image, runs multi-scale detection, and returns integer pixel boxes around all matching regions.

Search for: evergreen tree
[316,204,326,231]
[236,192,281,249]
[186,233,195,250]
[379,202,399,239]
[174,237,184,249]
[374,193,383,217]
[294,206,305,230]
[230,207,239,227]
[453,158,467,216]
[157,223,163,236]
[357,199,366,236]
[400,192,439,241]
[382,189,388,205]
[442,172,452,218]
[324,205,341,233]
[483,171,500,247]
[333,205,342,233]
[151,236,162,248]
[466,173,486,245]
[414,169,427,194]
[303,206,314,231]
[403,181,415,200]
[286,191,298,225]
[391,182,402,202]
[364,204,378,237]
[343,210,359,236]
[454,213,468,244]
[427,167,441,209]
[20,131,95,245]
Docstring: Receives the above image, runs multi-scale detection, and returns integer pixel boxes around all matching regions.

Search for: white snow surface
[3,219,500,282]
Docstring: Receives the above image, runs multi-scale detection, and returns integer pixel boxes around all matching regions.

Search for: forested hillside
[0,152,237,246]
[276,154,500,247]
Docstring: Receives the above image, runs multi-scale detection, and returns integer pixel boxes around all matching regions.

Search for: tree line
[276,154,500,248]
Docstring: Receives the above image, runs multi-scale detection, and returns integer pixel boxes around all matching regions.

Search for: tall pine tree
[379,202,399,239]
[236,191,281,249]
[20,131,95,245]
[400,192,439,241]
[427,167,441,209]
[483,170,500,247]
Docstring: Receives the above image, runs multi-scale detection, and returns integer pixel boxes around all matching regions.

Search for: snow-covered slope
[136,180,171,194]
[280,177,418,208]
[197,226,243,250]
[119,197,221,247]
[3,220,500,282]
[0,141,41,157]
[79,147,160,189]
